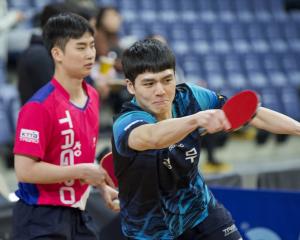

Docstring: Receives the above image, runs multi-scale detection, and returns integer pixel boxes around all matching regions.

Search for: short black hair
[42,12,94,55]
[122,39,176,83]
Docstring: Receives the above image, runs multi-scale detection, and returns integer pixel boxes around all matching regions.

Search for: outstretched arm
[128,109,230,151]
[250,107,300,135]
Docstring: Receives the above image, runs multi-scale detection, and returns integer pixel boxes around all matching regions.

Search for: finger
[217,117,230,131]
[111,199,120,212]
[220,110,231,130]
[223,118,231,130]
[104,173,115,188]
[99,166,116,187]
[209,118,223,133]
[103,193,113,209]
[214,111,229,131]
[103,191,117,211]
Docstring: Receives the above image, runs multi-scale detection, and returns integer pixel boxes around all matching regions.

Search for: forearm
[250,107,300,135]
[129,115,199,150]
[15,156,82,184]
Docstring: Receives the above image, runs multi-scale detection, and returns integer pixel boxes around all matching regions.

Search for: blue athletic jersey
[112,83,226,239]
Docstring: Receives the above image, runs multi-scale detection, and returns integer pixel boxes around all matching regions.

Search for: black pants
[177,202,242,240]
[125,201,242,240]
[11,200,99,240]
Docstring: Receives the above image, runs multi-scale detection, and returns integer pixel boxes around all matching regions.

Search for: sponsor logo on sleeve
[20,129,40,143]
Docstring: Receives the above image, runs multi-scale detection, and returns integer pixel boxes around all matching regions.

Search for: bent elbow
[14,157,35,183]
[15,168,30,183]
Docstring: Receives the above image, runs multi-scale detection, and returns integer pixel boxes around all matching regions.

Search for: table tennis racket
[199,90,260,135]
[100,152,118,187]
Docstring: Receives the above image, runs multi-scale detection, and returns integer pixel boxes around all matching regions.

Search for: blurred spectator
[65,0,97,23]
[65,0,97,10]
[92,6,130,114]
[201,132,229,166]
[0,83,20,168]
[0,0,25,168]
[256,129,289,145]
[285,0,300,11]
[17,4,57,105]
[0,0,25,62]
[94,6,122,60]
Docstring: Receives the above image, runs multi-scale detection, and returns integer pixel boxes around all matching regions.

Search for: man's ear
[126,79,135,95]
[51,47,63,63]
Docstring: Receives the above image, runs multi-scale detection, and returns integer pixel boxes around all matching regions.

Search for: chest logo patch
[185,147,198,163]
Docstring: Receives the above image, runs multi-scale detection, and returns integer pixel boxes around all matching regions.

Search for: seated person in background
[17,3,60,105]
[0,0,25,62]
[256,129,289,146]
[92,6,130,113]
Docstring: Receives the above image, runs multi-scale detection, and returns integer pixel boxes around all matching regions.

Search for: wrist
[189,113,203,129]
[294,122,300,136]
[73,164,87,180]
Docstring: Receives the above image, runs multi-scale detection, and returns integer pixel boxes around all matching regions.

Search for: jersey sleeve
[14,102,51,160]
[113,111,156,156]
[187,83,227,110]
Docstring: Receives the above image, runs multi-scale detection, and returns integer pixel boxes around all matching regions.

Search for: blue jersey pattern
[112,83,222,239]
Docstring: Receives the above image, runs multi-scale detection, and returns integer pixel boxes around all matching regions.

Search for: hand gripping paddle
[199,90,260,135]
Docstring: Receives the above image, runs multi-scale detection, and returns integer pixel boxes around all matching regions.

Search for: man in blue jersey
[112,39,300,240]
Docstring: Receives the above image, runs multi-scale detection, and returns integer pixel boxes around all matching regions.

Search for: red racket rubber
[199,90,259,135]
[223,90,259,131]
[100,152,118,187]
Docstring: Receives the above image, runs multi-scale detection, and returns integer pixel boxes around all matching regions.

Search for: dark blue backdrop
[211,187,300,240]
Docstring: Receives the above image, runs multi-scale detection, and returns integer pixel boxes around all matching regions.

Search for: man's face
[127,69,176,120]
[54,32,96,79]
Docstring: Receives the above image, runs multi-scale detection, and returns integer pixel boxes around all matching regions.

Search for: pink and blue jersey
[14,78,99,210]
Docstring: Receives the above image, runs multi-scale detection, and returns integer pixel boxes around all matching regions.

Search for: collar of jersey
[51,78,89,100]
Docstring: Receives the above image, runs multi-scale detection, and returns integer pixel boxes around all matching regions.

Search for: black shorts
[11,200,99,240]
[177,200,243,240]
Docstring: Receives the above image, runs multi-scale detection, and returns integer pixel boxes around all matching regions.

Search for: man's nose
[155,83,166,95]
[86,47,95,59]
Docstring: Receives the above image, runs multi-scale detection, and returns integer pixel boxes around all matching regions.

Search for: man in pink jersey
[12,13,118,240]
